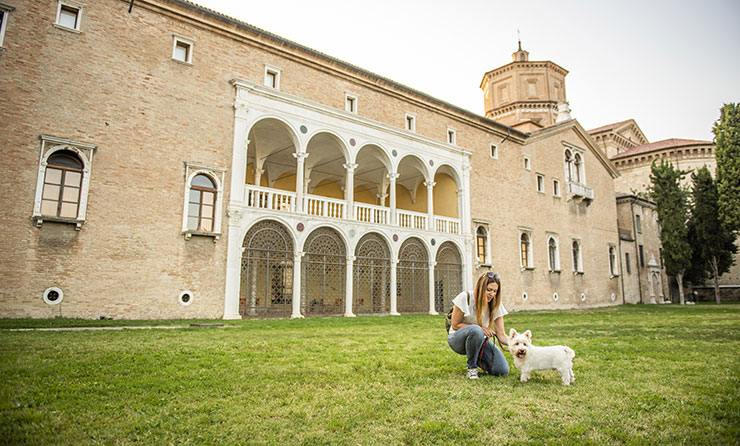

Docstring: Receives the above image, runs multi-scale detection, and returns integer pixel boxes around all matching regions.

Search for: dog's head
[508,329,532,360]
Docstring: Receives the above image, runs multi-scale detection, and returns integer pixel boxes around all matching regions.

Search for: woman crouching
[447,271,509,379]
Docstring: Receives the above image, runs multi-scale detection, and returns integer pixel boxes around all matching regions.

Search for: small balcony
[567,181,594,201]
[245,184,460,234]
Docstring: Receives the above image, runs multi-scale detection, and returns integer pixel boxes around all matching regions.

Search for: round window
[553,292,559,302]
[178,291,194,306]
[522,292,528,302]
[580,293,586,301]
[43,287,64,305]
[610,293,616,301]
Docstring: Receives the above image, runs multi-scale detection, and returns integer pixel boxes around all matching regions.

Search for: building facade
[2,0,623,319]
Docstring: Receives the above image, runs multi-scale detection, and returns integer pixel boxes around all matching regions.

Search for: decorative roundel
[392,149,397,157]
[43,287,63,305]
[431,239,436,246]
[580,293,586,301]
[610,293,616,301]
[553,292,559,302]
[429,159,434,166]
[300,125,308,134]
[392,234,398,242]
[349,138,356,146]
[296,222,305,232]
[178,291,194,306]
[349,229,356,238]
[522,292,528,302]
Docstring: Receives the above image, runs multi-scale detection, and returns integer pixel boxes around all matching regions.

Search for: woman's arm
[494,316,508,346]
[450,305,467,331]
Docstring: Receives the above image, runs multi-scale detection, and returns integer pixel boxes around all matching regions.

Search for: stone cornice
[480,61,569,88]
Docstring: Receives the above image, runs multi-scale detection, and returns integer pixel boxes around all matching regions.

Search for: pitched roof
[611,138,713,160]
[587,119,634,134]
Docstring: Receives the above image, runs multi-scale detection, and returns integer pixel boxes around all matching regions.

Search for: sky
[193,0,740,142]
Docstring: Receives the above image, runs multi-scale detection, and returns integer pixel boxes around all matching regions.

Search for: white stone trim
[405,112,416,133]
[344,92,358,114]
[0,3,15,48]
[33,135,96,229]
[446,127,456,145]
[489,142,498,159]
[172,34,194,64]
[546,232,560,271]
[178,290,194,306]
[43,287,64,305]
[522,155,531,171]
[518,227,533,269]
[182,162,226,240]
[264,64,281,89]
[55,0,84,32]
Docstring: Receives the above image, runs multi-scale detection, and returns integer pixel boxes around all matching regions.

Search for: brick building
[1,0,625,319]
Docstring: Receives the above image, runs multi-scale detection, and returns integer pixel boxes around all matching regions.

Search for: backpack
[445,291,470,333]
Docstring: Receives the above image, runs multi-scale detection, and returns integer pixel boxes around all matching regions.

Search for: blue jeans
[447,325,509,376]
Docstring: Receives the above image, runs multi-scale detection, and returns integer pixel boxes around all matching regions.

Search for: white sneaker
[467,368,479,379]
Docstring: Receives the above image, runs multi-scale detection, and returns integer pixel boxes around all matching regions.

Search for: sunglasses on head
[486,272,500,280]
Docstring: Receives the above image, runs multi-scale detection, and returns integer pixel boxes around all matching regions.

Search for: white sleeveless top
[448,290,508,336]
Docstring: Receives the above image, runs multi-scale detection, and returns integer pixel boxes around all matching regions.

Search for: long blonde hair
[474,272,501,329]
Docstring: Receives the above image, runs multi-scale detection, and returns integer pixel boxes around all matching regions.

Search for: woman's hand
[482,326,495,338]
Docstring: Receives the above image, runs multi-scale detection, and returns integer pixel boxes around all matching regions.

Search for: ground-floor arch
[434,241,463,313]
[397,237,429,313]
[302,227,347,316]
[353,232,391,314]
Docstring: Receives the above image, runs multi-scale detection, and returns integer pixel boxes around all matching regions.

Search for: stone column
[253,167,264,187]
[425,180,436,231]
[388,172,399,225]
[428,259,438,315]
[293,152,308,213]
[291,251,304,318]
[345,255,356,317]
[390,258,400,315]
[344,163,357,219]
[223,208,245,319]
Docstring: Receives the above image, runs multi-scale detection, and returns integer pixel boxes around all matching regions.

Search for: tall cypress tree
[649,160,691,304]
[689,167,738,304]
[713,103,740,233]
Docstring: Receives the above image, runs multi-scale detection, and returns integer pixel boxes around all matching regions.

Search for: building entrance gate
[434,242,463,313]
[302,227,346,316]
[397,238,429,313]
[353,233,391,314]
[240,220,294,318]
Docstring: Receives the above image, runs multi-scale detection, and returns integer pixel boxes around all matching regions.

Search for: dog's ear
[509,328,517,338]
[523,330,531,340]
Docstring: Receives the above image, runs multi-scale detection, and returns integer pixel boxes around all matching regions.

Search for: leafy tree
[649,160,691,304]
[713,103,740,233]
[689,166,738,304]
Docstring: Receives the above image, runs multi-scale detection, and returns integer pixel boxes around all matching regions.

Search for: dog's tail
[563,346,575,359]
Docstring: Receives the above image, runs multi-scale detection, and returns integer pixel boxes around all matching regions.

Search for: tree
[689,166,738,304]
[649,160,691,304]
[713,103,740,233]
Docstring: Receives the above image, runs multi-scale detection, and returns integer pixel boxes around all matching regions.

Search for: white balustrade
[397,209,427,231]
[304,194,346,219]
[567,181,594,200]
[354,202,389,225]
[435,216,461,234]
[245,185,295,212]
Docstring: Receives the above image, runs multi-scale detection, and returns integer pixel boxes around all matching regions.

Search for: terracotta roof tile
[611,138,713,160]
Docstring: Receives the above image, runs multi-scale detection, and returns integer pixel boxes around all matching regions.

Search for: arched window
[564,149,573,182]
[520,233,531,268]
[574,153,582,183]
[476,226,487,264]
[548,237,558,271]
[188,174,216,232]
[40,151,83,219]
[572,240,582,272]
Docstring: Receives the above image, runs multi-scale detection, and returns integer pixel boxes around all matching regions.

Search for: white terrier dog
[508,329,575,386]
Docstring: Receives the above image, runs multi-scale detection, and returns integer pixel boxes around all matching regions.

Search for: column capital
[343,162,358,171]
[387,172,400,181]
[424,180,436,188]
[346,255,356,262]
[294,251,305,261]
[293,152,309,161]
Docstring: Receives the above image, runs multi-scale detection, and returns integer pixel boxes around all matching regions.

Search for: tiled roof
[611,138,713,160]
[587,119,634,134]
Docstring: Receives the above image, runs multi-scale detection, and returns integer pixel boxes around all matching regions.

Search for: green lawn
[1,304,739,445]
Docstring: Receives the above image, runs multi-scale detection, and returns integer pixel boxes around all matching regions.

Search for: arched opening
[247,118,298,191]
[41,150,83,219]
[434,242,462,313]
[397,237,429,313]
[240,220,294,318]
[302,227,347,316]
[304,132,349,218]
[353,233,391,314]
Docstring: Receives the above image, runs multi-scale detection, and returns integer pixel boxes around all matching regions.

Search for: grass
[1,304,739,445]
